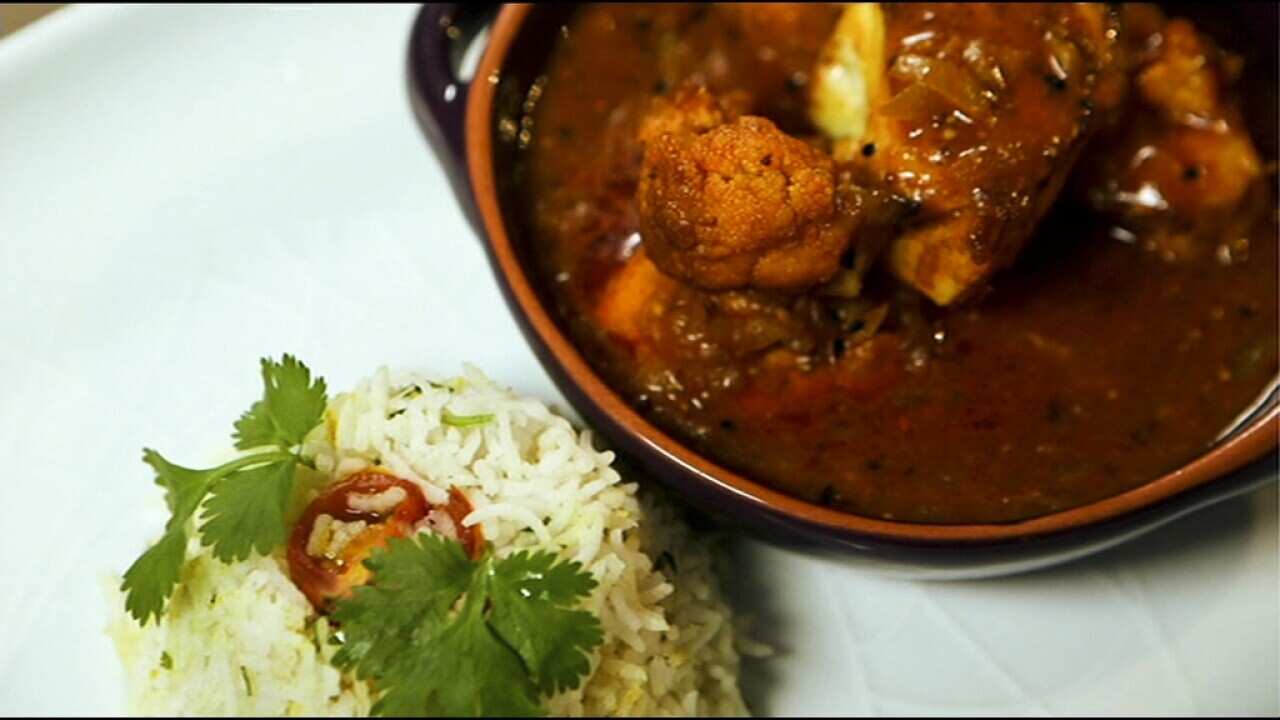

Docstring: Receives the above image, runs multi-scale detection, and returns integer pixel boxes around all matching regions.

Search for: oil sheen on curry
[521,3,1279,523]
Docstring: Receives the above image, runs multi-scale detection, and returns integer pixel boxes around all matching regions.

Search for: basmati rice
[108,365,752,716]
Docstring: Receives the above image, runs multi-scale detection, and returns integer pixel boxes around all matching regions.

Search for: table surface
[0,5,1275,716]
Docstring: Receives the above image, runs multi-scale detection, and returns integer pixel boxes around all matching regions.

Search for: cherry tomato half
[286,470,483,610]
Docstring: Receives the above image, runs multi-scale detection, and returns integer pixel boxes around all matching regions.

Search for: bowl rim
[462,2,1279,546]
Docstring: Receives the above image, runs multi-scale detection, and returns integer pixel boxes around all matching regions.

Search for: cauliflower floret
[637,83,750,146]
[637,113,853,291]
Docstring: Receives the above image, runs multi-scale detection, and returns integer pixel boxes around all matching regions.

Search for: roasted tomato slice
[286,470,483,610]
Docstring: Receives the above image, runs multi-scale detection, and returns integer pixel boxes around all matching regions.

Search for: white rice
[108,365,752,716]
[106,542,373,716]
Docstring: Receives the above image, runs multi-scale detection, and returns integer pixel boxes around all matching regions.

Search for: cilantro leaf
[487,551,602,696]
[199,459,296,562]
[233,354,327,449]
[143,448,218,527]
[231,399,277,451]
[122,449,295,624]
[332,534,476,679]
[121,527,189,626]
[122,355,328,625]
[331,535,604,717]
[490,549,598,605]
[377,589,543,718]
[122,450,222,624]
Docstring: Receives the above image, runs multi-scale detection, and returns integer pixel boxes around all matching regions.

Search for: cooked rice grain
[109,365,750,717]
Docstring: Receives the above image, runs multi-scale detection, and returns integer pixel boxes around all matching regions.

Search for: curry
[521,3,1278,523]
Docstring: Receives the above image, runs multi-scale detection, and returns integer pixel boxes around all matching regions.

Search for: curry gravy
[523,4,1278,523]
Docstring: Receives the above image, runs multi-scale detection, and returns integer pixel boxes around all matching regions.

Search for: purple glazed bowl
[407,2,1279,577]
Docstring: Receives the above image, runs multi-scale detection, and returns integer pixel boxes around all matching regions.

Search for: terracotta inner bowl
[440,3,1279,551]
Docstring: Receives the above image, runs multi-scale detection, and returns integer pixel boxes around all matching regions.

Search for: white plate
[0,5,1275,716]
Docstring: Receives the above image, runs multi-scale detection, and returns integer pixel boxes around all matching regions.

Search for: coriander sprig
[331,534,604,717]
[120,354,327,625]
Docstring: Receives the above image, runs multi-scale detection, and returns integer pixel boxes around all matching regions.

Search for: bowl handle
[407,3,499,233]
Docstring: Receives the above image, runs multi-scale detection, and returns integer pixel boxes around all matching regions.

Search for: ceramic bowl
[407,2,1279,577]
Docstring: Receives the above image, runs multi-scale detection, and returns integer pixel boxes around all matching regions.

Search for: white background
[0,5,1275,716]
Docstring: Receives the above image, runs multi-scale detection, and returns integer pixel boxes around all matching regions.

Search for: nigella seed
[840,247,856,269]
